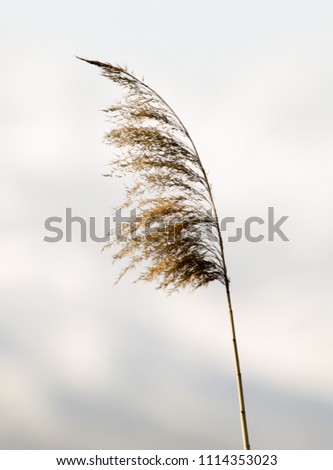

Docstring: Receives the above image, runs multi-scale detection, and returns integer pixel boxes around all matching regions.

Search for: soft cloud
[1,0,333,450]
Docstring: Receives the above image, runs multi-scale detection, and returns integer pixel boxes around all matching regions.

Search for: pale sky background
[1,0,333,450]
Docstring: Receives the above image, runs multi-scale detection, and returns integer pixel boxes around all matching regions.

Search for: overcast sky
[1,0,333,450]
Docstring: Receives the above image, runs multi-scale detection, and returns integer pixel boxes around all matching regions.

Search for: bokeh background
[1,0,333,450]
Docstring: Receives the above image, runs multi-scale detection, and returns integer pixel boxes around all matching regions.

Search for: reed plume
[79,57,250,450]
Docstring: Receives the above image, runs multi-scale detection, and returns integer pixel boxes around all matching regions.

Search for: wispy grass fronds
[78,58,225,292]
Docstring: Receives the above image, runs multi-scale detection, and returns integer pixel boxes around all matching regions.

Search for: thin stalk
[207,181,251,450]
[220,245,251,450]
